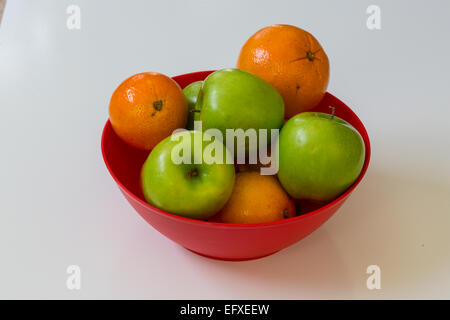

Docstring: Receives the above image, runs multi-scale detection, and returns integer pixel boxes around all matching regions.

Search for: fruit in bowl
[109,72,188,150]
[197,68,284,153]
[237,24,330,118]
[183,80,203,130]
[211,171,295,224]
[141,130,235,220]
[102,70,371,261]
[102,24,371,261]
[277,110,365,202]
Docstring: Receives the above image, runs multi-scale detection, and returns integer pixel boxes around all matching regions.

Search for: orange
[237,24,330,118]
[212,171,296,224]
[109,72,188,150]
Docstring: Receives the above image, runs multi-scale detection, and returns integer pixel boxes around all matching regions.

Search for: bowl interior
[102,70,371,225]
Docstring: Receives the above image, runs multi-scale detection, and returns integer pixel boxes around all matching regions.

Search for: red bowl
[101,70,371,261]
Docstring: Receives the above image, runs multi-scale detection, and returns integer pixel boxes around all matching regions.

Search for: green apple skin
[183,81,203,130]
[198,68,284,149]
[277,112,365,202]
[141,130,235,219]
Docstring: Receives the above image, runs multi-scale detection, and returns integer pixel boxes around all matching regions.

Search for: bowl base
[184,248,280,261]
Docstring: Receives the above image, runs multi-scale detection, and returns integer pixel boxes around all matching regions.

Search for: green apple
[277,112,365,202]
[141,130,235,219]
[183,81,203,130]
[197,68,284,152]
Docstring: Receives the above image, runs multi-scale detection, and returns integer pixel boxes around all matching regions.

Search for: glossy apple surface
[277,112,365,202]
[183,80,203,130]
[141,130,235,219]
[198,68,284,151]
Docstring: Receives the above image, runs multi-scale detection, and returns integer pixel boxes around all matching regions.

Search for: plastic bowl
[101,70,371,261]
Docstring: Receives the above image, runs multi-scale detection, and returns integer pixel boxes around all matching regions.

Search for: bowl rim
[101,73,371,229]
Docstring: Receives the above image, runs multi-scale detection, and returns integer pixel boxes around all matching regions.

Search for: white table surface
[1,0,449,299]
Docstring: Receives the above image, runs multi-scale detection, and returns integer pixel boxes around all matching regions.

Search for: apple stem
[329,106,335,120]
[190,109,201,113]
[187,168,199,178]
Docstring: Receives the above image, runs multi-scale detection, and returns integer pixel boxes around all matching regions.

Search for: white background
[1,0,449,299]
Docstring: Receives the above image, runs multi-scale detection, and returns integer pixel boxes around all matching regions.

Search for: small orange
[237,24,330,118]
[109,72,188,150]
[212,171,296,224]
